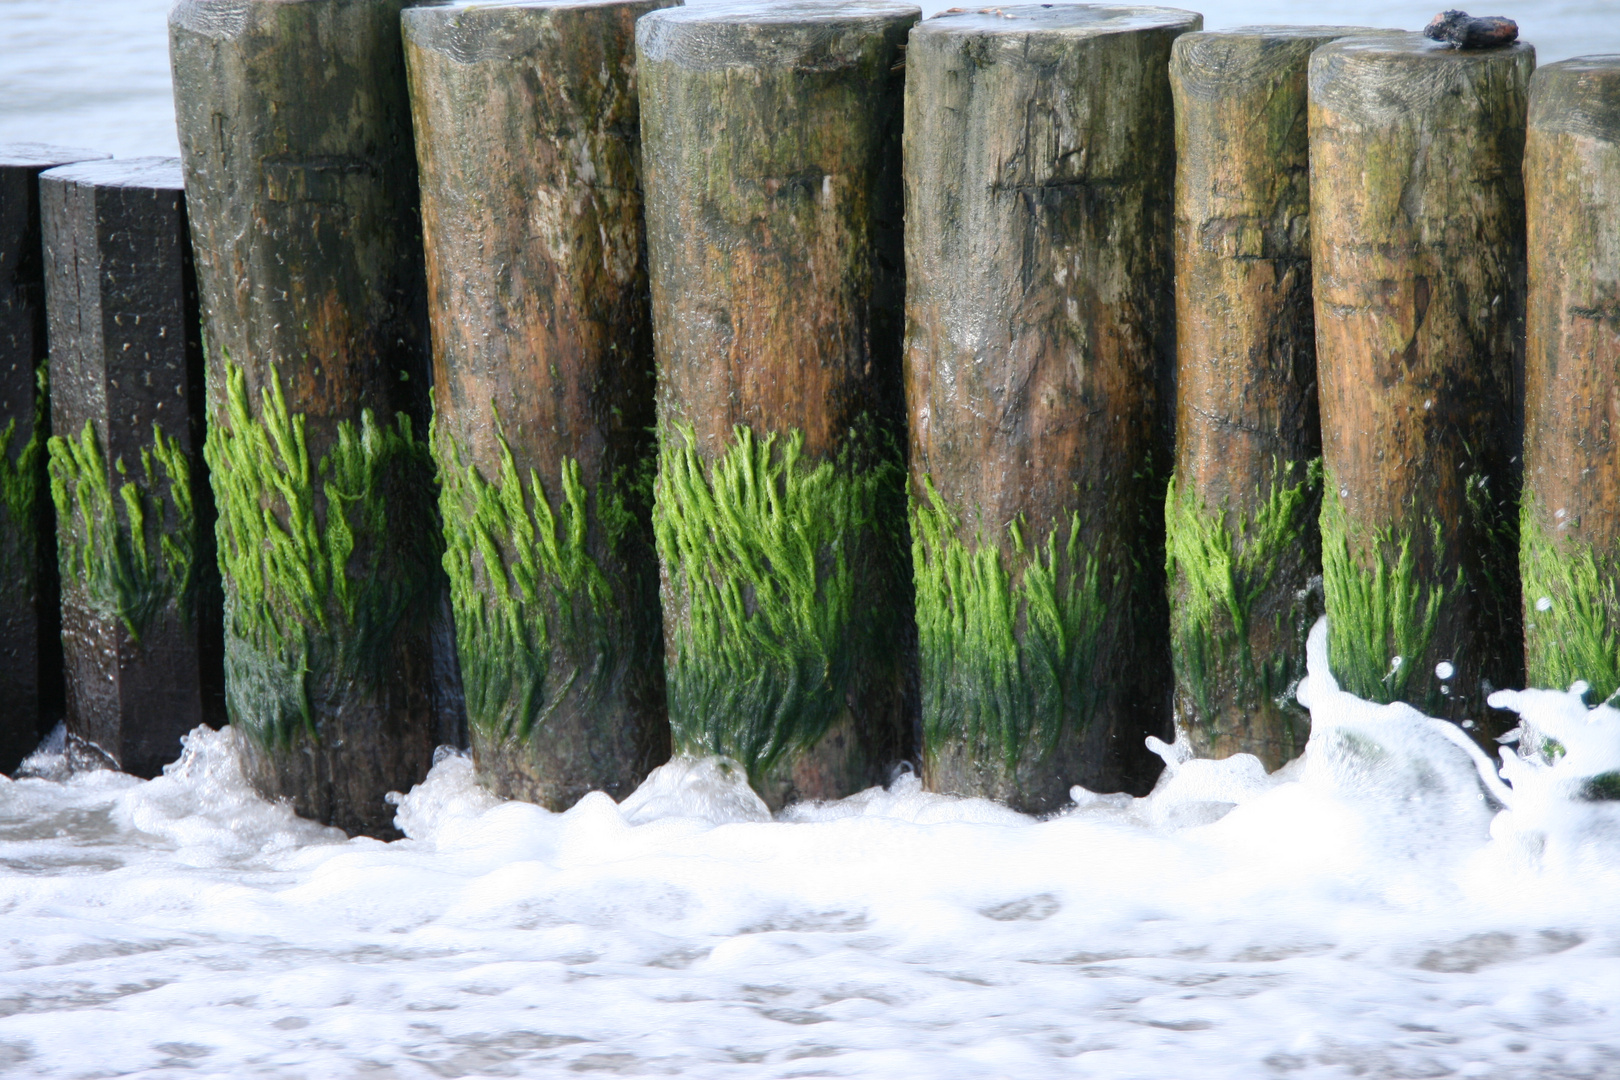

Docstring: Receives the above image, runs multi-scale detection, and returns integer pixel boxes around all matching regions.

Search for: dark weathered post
[1522,56,1620,699]
[638,0,917,809]
[1166,27,1371,769]
[1,143,106,773]
[905,5,1197,812]
[403,0,672,807]
[1310,33,1531,723]
[171,0,449,835]
[39,157,225,777]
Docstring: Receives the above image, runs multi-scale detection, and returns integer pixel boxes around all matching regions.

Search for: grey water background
[2,0,1617,159]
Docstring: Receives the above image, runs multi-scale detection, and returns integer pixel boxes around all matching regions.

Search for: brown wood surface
[905,4,1197,810]
[404,0,672,806]
[1310,32,1530,723]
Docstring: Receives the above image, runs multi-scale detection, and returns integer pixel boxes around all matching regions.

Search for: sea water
[2,621,1619,1078]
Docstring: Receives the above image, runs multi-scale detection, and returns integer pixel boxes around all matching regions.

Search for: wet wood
[403,0,672,807]
[1309,32,1531,724]
[1521,56,1620,698]
[39,157,225,778]
[1167,27,1372,769]
[638,0,917,808]
[905,4,1198,811]
[0,143,106,773]
[171,0,454,836]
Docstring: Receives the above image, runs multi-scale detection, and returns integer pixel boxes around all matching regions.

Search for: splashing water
[2,620,1619,1077]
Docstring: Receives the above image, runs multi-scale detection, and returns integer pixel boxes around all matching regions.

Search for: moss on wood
[912,478,1105,768]
[0,365,47,584]
[207,358,439,748]
[1521,507,1620,703]
[47,417,196,643]
[654,421,902,783]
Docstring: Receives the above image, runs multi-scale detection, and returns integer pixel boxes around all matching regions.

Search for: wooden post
[171,0,451,836]
[39,157,225,778]
[1,143,106,773]
[402,0,672,808]
[1522,56,1620,699]
[1309,33,1531,724]
[637,0,917,809]
[1166,27,1372,769]
[905,5,1197,812]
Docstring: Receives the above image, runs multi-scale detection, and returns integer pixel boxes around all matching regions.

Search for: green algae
[47,418,196,643]
[1319,481,1456,705]
[207,358,439,747]
[1520,505,1620,703]
[0,366,48,584]
[1164,459,1321,729]
[653,422,903,780]
[911,478,1106,768]
[435,409,640,744]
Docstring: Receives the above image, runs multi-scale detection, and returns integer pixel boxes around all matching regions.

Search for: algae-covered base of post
[1521,56,1620,702]
[638,1,917,809]
[171,0,450,836]
[1166,27,1372,768]
[904,5,1197,811]
[404,0,671,808]
[1310,33,1530,727]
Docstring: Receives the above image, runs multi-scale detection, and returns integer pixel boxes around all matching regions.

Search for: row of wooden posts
[1,1,1616,835]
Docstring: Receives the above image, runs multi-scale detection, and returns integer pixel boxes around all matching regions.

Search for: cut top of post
[39,157,184,194]
[911,4,1198,42]
[1530,54,1620,139]
[403,0,670,58]
[1171,25,1380,93]
[0,144,110,170]
[1310,31,1535,121]
[635,0,921,68]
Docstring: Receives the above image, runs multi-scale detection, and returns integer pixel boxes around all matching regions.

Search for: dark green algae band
[207,359,440,749]
[0,366,47,584]
[434,411,651,747]
[1521,506,1620,704]
[48,417,198,643]
[911,478,1105,769]
[1164,460,1320,736]
[654,422,906,784]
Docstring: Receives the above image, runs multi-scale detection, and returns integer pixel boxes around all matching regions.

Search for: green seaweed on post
[0,366,48,583]
[1520,505,1620,703]
[47,417,196,642]
[911,477,1106,768]
[434,409,629,745]
[1164,458,1321,728]
[653,422,902,782]
[1319,481,1455,705]
[207,358,439,748]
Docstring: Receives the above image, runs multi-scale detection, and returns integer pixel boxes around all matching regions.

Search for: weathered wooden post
[1310,33,1531,723]
[402,0,672,807]
[1166,27,1371,769]
[171,0,450,835]
[638,0,917,808]
[39,157,225,777]
[1,143,106,773]
[905,5,1197,812]
[1522,56,1620,700]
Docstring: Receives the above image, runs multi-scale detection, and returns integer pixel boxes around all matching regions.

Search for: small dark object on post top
[1424,10,1519,49]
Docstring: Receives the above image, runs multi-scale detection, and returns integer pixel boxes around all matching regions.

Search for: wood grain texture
[1168,27,1370,768]
[1522,56,1620,699]
[39,157,225,779]
[0,143,104,773]
[1309,33,1530,724]
[905,4,1198,811]
[171,0,454,836]
[638,0,917,808]
[404,0,672,807]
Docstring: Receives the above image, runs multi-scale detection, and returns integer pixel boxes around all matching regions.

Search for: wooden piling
[39,157,225,778]
[1166,27,1371,769]
[1,143,106,773]
[905,5,1197,811]
[402,0,672,807]
[171,0,450,835]
[637,0,917,808]
[1309,33,1531,722]
[1522,56,1620,700]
